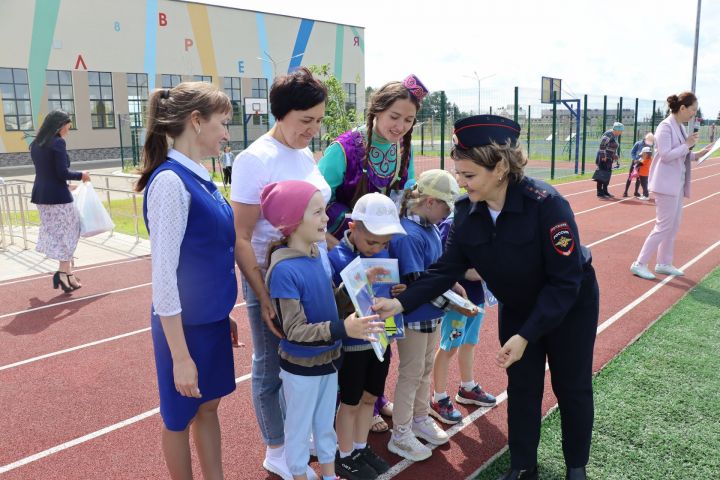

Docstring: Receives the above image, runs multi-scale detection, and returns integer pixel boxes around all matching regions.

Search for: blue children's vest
[143,159,238,325]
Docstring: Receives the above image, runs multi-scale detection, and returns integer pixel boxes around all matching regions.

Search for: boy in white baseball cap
[327,192,406,479]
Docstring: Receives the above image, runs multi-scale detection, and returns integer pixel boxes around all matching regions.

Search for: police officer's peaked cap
[452,115,521,149]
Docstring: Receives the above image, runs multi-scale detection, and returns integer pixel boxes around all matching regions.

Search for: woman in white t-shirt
[230,67,330,480]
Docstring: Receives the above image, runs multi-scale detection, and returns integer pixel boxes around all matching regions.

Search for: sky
[189,0,720,119]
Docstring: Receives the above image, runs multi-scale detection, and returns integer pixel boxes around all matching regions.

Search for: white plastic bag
[72,182,115,237]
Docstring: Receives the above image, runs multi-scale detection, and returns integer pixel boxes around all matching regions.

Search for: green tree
[308,64,358,142]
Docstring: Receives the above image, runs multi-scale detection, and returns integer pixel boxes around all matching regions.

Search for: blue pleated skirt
[151,315,236,431]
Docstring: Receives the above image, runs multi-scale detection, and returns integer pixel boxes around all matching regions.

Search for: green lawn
[474,268,720,480]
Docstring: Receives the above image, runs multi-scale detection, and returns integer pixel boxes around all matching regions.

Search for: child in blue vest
[327,193,407,479]
[262,180,384,480]
[429,213,497,425]
[387,169,460,461]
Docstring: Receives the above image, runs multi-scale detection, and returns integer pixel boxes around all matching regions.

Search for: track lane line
[383,239,720,480]
[0,373,252,475]
[0,302,246,371]
[557,161,719,196]
[574,171,720,216]
[8,187,717,370]
[586,191,720,248]
[0,257,149,287]
[3,238,718,476]
[0,283,152,320]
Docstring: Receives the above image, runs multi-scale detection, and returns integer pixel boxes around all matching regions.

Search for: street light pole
[257,51,305,78]
[691,0,701,93]
[464,72,496,115]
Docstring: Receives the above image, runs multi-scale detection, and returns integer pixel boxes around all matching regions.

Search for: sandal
[67,273,82,290]
[380,401,394,417]
[370,414,388,433]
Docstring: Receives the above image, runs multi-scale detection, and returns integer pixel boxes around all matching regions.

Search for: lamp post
[463,72,496,115]
[690,0,701,132]
[257,51,305,78]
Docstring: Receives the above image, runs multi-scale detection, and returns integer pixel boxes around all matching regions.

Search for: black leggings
[596,181,610,196]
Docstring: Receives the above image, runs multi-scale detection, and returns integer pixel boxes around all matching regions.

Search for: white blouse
[146,149,213,317]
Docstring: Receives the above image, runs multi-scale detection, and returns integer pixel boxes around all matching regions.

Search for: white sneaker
[388,424,432,461]
[638,195,649,200]
[411,416,449,445]
[630,262,656,280]
[655,264,685,276]
[263,451,318,480]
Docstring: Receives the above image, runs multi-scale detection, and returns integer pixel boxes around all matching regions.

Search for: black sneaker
[359,445,390,474]
[335,450,378,480]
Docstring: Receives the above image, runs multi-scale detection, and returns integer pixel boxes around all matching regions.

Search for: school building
[0,0,365,167]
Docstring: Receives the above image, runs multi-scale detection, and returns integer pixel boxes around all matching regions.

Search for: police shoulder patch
[549,222,575,256]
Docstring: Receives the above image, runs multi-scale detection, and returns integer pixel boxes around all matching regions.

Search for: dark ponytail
[136,90,170,191]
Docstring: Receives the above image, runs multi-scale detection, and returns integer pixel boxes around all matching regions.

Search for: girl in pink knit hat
[261,180,384,480]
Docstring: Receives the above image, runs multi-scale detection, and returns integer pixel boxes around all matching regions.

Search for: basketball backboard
[541,77,562,103]
[244,97,268,115]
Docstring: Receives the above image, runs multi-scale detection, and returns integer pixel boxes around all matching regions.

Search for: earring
[195,127,201,135]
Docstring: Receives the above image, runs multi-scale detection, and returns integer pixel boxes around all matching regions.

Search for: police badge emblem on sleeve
[549,222,575,256]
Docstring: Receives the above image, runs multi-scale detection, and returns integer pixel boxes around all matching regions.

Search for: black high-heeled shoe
[53,272,74,293]
[66,273,82,290]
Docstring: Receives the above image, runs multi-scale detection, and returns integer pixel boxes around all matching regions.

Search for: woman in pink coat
[630,92,712,280]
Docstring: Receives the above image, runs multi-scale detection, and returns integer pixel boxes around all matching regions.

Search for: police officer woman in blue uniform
[373,115,599,480]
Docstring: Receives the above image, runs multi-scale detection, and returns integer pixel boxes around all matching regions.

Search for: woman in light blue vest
[135,82,240,480]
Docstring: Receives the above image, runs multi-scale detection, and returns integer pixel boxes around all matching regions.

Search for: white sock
[353,442,367,451]
[433,391,449,402]
[266,445,284,459]
[461,380,478,391]
[339,449,352,459]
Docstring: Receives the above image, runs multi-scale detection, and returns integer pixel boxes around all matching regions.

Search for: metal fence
[433,87,676,180]
[115,85,714,182]
[0,174,145,251]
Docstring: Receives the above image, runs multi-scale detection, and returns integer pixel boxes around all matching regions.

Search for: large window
[251,77,268,126]
[223,77,242,125]
[343,83,357,113]
[193,75,212,83]
[161,74,182,88]
[0,68,33,131]
[88,71,115,129]
[127,73,148,127]
[46,70,76,128]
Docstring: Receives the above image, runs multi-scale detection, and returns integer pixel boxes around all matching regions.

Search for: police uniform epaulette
[521,178,556,202]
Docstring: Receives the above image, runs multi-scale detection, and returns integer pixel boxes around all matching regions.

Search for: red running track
[1,159,719,479]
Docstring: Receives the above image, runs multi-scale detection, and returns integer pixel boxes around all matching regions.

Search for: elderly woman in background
[30,110,90,292]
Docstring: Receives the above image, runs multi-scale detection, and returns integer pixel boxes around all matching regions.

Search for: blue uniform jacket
[30,137,83,204]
